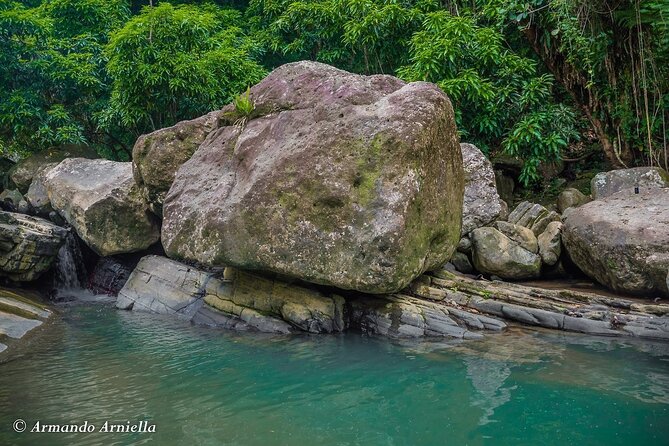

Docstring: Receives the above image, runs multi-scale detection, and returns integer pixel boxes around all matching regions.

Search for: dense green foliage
[1,0,667,184]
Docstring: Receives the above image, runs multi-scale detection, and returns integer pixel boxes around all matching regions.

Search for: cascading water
[53,230,87,298]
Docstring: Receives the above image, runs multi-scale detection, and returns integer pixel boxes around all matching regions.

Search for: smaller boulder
[493,221,538,253]
[460,143,503,235]
[25,163,58,217]
[457,236,472,254]
[557,188,589,213]
[562,187,669,297]
[132,111,221,216]
[508,201,560,236]
[471,227,541,280]
[0,211,67,281]
[537,221,562,266]
[44,159,160,256]
[591,167,669,200]
[0,189,24,208]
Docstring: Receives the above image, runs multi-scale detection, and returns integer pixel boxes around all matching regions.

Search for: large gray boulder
[132,111,221,216]
[470,227,542,280]
[460,143,503,236]
[117,255,345,334]
[44,159,160,256]
[563,188,669,297]
[591,167,669,200]
[162,61,463,294]
[0,211,67,281]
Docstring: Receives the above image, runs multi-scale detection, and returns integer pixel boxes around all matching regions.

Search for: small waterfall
[54,230,87,293]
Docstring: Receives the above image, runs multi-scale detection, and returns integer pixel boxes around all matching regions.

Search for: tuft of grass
[232,87,254,128]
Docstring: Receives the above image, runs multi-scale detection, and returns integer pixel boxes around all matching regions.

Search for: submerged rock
[132,111,221,216]
[460,143,503,236]
[0,211,67,281]
[470,227,541,280]
[563,188,669,297]
[591,167,669,200]
[117,255,345,334]
[0,289,53,355]
[44,159,160,256]
[162,61,463,294]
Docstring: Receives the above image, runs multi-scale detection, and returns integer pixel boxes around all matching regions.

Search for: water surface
[1,303,668,446]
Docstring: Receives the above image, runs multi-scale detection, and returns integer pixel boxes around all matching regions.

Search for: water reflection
[0,304,668,446]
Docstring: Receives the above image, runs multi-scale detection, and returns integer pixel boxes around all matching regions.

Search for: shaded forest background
[1,0,668,186]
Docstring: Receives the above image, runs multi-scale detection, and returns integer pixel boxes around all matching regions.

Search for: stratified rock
[431,269,669,341]
[470,227,541,280]
[557,188,588,213]
[507,201,560,236]
[493,221,538,253]
[117,255,345,334]
[537,221,562,266]
[25,163,57,217]
[563,188,669,297]
[132,111,221,216]
[44,159,160,256]
[162,61,463,294]
[205,267,345,334]
[460,143,503,236]
[348,293,505,339]
[0,211,67,281]
[116,255,213,318]
[591,167,669,200]
[9,145,98,193]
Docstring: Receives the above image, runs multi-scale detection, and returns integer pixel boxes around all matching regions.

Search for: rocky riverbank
[0,61,668,354]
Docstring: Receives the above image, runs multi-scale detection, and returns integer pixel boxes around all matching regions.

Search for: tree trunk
[522,24,632,167]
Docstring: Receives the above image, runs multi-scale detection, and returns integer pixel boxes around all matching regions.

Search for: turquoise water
[1,303,668,446]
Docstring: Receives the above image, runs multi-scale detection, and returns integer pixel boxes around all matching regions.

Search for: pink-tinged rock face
[161,61,464,294]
